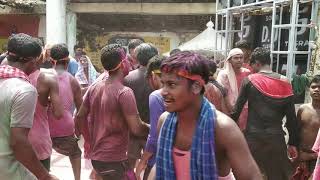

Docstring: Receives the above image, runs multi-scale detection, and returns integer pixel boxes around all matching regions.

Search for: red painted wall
[0,15,40,37]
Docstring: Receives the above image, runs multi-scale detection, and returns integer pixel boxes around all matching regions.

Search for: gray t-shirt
[124,67,153,124]
[0,78,37,180]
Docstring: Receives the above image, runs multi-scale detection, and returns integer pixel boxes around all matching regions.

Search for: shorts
[52,135,82,159]
[128,136,146,159]
[92,160,130,180]
[40,157,51,171]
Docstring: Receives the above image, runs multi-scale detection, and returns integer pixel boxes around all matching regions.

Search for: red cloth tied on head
[161,65,205,86]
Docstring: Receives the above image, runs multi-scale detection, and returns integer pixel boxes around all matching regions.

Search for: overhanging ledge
[68,3,216,15]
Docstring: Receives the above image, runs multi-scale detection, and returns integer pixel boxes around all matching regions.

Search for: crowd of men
[0,33,319,180]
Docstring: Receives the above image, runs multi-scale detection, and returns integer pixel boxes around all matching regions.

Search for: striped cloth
[156,97,218,180]
[0,65,30,83]
[75,56,98,86]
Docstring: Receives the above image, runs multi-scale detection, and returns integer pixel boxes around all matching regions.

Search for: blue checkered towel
[156,97,218,180]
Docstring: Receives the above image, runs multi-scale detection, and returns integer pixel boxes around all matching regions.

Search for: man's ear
[191,81,202,94]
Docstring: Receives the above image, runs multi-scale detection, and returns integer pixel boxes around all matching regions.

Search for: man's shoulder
[298,103,314,113]
[215,110,239,131]
[7,78,36,92]
[0,79,37,99]
[39,70,58,84]
[150,89,162,97]
[241,67,251,73]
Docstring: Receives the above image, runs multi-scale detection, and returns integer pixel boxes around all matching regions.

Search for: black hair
[235,40,251,49]
[146,55,167,78]
[128,39,144,50]
[161,51,210,94]
[7,33,42,63]
[170,48,181,56]
[100,44,123,71]
[250,47,271,65]
[135,43,158,66]
[34,38,44,48]
[50,44,69,60]
[74,44,84,51]
[207,60,217,76]
[310,75,320,85]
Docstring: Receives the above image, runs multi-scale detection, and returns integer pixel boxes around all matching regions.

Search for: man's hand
[288,145,298,162]
[135,159,148,180]
[299,151,318,161]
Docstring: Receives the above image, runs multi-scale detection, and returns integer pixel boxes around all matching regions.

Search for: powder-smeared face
[160,72,195,112]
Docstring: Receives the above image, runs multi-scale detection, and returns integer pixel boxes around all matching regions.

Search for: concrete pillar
[38,15,46,42]
[66,11,77,56]
[46,0,66,44]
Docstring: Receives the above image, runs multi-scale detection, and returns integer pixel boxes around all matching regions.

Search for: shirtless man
[156,51,261,180]
[295,75,320,178]
[28,52,64,171]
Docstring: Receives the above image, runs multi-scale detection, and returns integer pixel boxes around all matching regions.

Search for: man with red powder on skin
[76,44,149,180]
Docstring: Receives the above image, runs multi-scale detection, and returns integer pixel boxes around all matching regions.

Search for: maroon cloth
[83,80,139,162]
[291,165,311,180]
[248,73,293,99]
[0,65,30,83]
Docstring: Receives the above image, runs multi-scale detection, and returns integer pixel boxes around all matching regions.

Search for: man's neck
[234,68,241,74]
[177,96,202,124]
[312,101,320,109]
[107,71,123,83]
[8,62,27,73]
[259,65,272,72]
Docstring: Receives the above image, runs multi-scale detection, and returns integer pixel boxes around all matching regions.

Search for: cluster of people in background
[0,33,319,180]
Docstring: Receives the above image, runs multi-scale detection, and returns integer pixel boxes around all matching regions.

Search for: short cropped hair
[310,75,320,85]
[146,55,167,78]
[7,33,42,63]
[100,44,124,71]
[170,48,181,56]
[50,44,69,60]
[235,40,251,49]
[250,47,271,65]
[128,39,144,51]
[74,44,84,51]
[207,60,217,76]
[135,43,158,66]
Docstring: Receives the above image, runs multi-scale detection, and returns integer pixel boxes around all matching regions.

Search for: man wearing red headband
[76,44,149,180]
[48,44,83,180]
[156,51,261,180]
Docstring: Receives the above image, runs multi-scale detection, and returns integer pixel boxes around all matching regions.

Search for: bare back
[37,69,57,106]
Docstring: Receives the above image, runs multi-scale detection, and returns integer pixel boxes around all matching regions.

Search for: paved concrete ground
[50,138,93,180]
